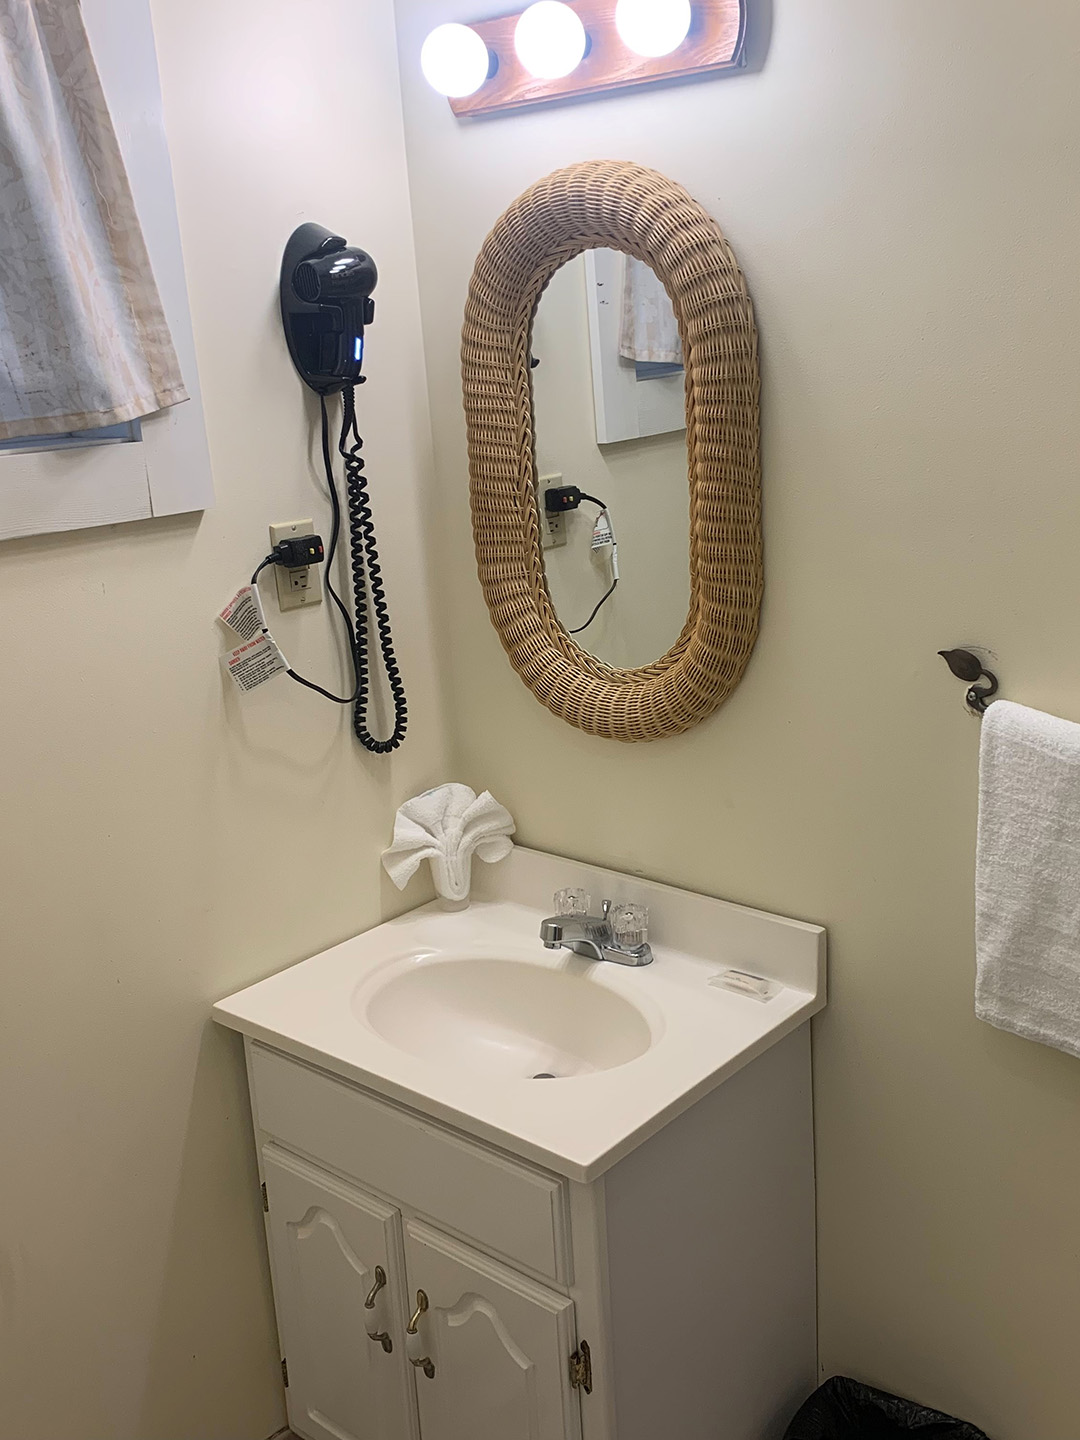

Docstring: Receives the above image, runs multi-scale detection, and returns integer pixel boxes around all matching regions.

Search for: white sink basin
[359,956,655,1079]
[213,846,825,1180]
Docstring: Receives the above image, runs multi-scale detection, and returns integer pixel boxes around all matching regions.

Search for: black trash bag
[784,1377,990,1439]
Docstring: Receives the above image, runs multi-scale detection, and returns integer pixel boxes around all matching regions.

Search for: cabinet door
[263,1145,417,1440]
[403,1219,582,1440]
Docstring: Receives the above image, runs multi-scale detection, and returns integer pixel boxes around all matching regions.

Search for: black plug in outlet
[268,520,325,612]
[544,485,584,513]
[273,535,325,569]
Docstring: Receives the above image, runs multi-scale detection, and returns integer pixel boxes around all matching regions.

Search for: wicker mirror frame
[462,160,761,742]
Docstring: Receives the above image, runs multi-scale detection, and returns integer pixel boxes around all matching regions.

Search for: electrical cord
[569,575,618,634]
[249,385,408,749]
[250,550,361,705]
[566,493,619,636]
[335,384,408,752]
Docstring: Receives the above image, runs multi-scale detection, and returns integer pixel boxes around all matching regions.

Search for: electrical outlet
[269,519,323,612]
[538,473,567,549]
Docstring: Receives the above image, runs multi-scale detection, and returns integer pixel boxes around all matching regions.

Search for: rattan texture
[462,160,762,742]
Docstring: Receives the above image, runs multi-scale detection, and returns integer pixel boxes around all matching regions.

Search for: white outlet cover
[537,473,567,549]
[269,518,323,611]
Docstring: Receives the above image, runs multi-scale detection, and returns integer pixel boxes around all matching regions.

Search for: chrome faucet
[540,895,654,967]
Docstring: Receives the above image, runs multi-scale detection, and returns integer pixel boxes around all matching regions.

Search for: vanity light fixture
[423,0,745,119]
[614,0,692,57]
[420,22,493,98]
[513,1,588,80]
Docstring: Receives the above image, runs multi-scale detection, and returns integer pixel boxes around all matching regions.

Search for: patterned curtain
[0,0,186,441]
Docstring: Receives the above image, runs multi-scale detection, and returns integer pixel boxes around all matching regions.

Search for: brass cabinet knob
[406,1289,436,1378]
[364,1266,387,1310]
[364,1266,392,1353]
[406,1289,428,1335]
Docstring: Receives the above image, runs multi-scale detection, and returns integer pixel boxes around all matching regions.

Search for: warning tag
[590,510,614,552]
[219,585,266,642]
[223,632,289,692]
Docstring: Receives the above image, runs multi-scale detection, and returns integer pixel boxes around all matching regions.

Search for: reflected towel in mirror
[618,254,683,366]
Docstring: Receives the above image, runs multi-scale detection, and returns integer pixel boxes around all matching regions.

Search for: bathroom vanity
[214,848,826,1440]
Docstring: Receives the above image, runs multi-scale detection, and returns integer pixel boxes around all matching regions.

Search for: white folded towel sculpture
[976,700,1080,1058]
[381,784,515,903]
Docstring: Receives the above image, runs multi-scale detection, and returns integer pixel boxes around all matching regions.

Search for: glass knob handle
[611,902,649,947]
[554,887,590,917]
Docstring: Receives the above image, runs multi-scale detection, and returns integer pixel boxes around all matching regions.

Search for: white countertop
[213,847,826,1182]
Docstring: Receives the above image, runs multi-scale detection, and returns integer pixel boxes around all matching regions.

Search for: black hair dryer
[275,222,407,754]
[280,223,377,394]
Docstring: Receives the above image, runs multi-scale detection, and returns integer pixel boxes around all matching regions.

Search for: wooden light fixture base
[449,0,745,119]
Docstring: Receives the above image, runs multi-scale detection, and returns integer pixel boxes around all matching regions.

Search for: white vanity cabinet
[217,848,825,1440]
[242,1027,816,1440]
[259,1143,578,1440]
[401,1220,581,1440]
[261,1147,416,1440]
[249,1041,587,1440]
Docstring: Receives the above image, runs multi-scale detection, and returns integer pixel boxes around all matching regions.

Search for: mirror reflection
[530,248,690,669]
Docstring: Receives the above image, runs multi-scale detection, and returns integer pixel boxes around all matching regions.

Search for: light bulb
[420,23,491,98]
[614,0,692,57]
[514,1,587,80]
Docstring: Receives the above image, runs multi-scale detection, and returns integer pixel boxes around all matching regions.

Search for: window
[0,0,213,542]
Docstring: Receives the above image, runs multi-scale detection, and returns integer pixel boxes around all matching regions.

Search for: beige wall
[395,3,1080,1436]
[0,3,446,1437]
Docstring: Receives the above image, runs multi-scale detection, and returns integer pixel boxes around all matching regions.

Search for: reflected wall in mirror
[463,160,761,742]
[531,249,690,670]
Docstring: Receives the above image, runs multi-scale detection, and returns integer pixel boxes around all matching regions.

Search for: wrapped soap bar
[708,968,780,1002]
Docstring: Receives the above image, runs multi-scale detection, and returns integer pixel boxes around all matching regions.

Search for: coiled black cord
[334,385,408,752]
[251,387,407,749]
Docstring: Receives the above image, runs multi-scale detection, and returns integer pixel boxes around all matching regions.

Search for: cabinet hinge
[281,1356,289,1388]
[261,1182,269,1213]
[569,1340,592,1394]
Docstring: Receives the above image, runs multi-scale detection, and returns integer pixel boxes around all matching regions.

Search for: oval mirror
[531,248,690,669]
[462,160,761,742]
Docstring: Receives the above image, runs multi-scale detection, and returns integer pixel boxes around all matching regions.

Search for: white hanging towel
[381,783,515,903]
[976,700,1080,1058]
[618,254,683,365]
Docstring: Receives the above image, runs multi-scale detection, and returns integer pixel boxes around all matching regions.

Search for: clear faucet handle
[554,887,591,918]
[611,902,649,948]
